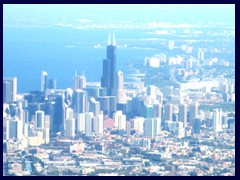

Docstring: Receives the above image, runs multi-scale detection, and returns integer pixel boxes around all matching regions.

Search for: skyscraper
[179,103,187,128]
[65,108,75,138]
[98,96,116,118]
[190,102,199,126]
[94,111,104,135]
[164,103,173,121]
[72,89,88,118]
[113,111,126,131]
[35,110,45,129]
[41,71,48,95]
[213,109,222,133]
[101,33,116,96]
[74,71,86,90]
[153,103,162,120]
[6,117,23,140]
[144,118,160,138]
[48,92,65,134]
[3,77,17,103]
[85,112,94,137]
[48,78,57,90]
[115,71,126,103]
[89,97,101,116]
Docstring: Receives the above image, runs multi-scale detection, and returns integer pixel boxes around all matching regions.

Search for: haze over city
[3,4,235,176]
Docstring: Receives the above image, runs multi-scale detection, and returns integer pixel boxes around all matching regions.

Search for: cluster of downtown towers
[3,33,131,137]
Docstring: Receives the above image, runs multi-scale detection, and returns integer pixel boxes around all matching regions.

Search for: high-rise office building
[193,118,201,134]
[144,105,153,118]
[41,71,48,95]
[190,102,199,126]
[3,77,17,103]
[144,118,161,138]
[77,113,85,132]
[72,90,88,118]
[85,86,100,99]
[6,117,23,140]
[213,109,222,133]
[89,97,101,116]
[179,104,188,128]
[98,96,116,118]
[115,71,126,103]
[85,112,94,137]
[133,117,145,134]
[35,110,45,129]
[94,111,104,135]
[113,111,126,131]
[65,108,75,138]
[48,93,65,134]
[23,109,29,124]
[101,33,116,96]
[46,101,56,134]
[153,103,162,120]
[164,103,173,121]
[48,78,57,90]
[74,71,86,90]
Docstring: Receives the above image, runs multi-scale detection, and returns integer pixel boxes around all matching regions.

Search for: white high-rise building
[65,108,75,138]
[213,109,222,133]
[89,98,101,116]
[85,112,94,136]
[65,118,75,138]
[77,113,85,132]
[115,71,126,103]
[179,104,188,128]
[94,111,104,135]
[133,117,145,134]
[66,107,74,119]
[147,85,156,99]
[74,71,86,90]
[113,111,126,131]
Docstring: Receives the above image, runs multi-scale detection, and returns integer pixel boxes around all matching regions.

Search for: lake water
[4,27,161,93]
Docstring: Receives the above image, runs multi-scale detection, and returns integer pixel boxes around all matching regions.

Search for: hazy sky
[3,4,235,28]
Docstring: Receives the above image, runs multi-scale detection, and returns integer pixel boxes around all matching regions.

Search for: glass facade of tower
[101,34,116,96]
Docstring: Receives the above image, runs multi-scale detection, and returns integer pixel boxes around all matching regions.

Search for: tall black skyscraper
[47,93,65,134]
[101,33,116,96]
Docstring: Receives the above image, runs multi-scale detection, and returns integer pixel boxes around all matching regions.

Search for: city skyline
[3,4,235,176]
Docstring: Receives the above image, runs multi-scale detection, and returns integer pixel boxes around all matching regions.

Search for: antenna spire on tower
[108,32,111,45]
[112,31,116,46]
[82,70,85,77]
[75,70,78,77]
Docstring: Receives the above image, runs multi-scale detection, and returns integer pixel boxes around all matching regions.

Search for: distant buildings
[189,102,199,127]
[74,71,86,90]
[179,104,187,128]
[144,118,160,138]
[3,77,17,103]
[65,108,75,138]
[41,71,48,96]
[213,109,222,133]
[115,71,126,103]
[164,104,173,122]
